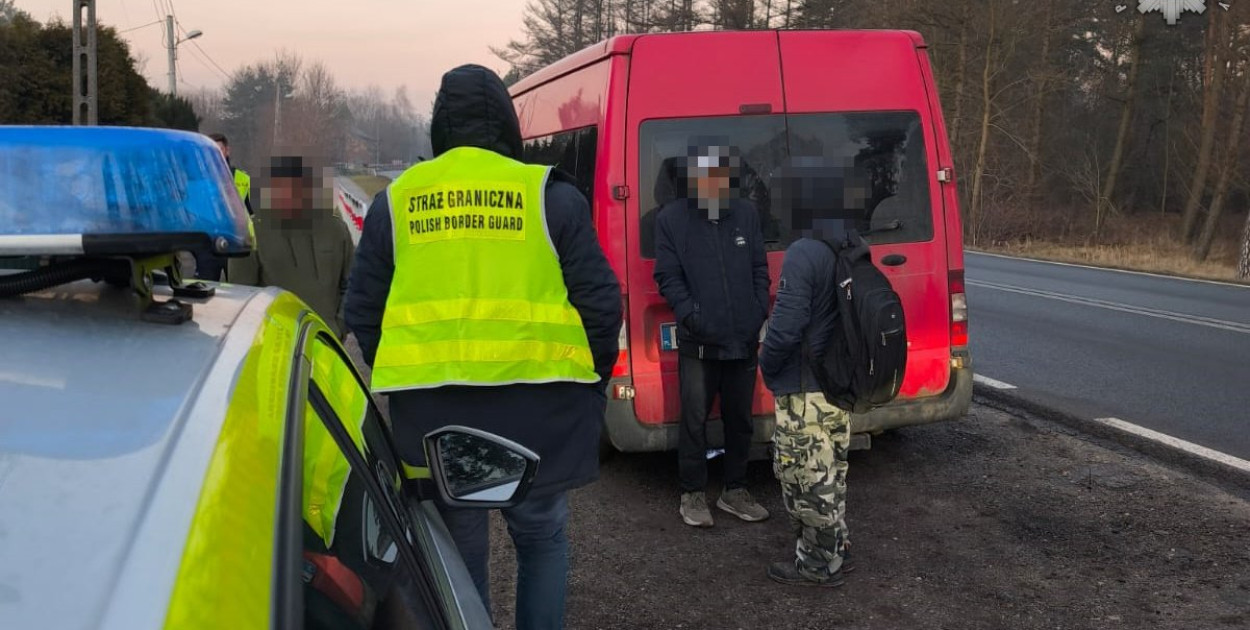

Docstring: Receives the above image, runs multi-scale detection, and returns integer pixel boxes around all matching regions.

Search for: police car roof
[0,279,275,630]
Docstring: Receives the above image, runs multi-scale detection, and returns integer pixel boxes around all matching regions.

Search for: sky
[18,0,530,108]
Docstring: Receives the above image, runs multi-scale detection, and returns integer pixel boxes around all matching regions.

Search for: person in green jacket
[229,154,355,337]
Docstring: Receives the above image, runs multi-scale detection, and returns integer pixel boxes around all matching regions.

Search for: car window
[638,115,788,258]
[637,111,934,258]
[786,111,933,245]
[522,125,598,206]
[297,334,443,629]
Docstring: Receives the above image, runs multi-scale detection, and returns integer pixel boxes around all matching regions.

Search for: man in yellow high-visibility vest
[344,65,621,630]
[195,133,254,281]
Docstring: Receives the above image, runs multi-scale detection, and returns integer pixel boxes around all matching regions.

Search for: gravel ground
[479,403,1250,630]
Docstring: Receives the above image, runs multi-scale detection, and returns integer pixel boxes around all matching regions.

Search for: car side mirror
[423,426,540,509]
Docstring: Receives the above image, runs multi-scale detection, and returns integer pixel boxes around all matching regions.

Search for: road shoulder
[484,402,1250,629]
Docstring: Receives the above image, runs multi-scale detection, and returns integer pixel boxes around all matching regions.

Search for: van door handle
[880,254,907,267]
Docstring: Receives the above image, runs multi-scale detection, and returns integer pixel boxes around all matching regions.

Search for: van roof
[0,279,272,630]
[509,29,927,98]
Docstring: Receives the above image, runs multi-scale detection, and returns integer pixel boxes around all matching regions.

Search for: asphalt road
[966,251,1250,460]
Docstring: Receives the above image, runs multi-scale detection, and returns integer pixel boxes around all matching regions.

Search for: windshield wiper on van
[864,219,903,235]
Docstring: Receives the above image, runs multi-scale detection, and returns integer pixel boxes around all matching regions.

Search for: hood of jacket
[430,64,523,160]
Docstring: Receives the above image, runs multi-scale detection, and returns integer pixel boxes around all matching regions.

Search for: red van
[509,29,973,455]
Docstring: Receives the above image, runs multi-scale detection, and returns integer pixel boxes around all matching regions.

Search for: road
[483,403,1250,629]
[966,251,1250,460]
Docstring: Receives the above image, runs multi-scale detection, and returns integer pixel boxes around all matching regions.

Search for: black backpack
[810,233,908,414]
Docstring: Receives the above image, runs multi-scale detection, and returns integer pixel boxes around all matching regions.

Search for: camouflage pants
[773,392,851,580]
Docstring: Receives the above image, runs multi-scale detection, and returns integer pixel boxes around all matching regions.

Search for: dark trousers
[192,249,225,281]
[437,492,570,630]
[678,353,757,493]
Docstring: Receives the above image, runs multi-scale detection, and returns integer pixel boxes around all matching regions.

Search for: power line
[119,19,162,34]
[186,40,231,82]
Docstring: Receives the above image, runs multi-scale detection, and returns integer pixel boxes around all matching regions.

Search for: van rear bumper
[850,363,974,434]
[604,363,973,454]
[603,388,776,457]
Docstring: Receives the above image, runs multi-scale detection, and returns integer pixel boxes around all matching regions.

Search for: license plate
[660,322,678,351]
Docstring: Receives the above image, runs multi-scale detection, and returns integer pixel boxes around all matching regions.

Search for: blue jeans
[438,492,570,630]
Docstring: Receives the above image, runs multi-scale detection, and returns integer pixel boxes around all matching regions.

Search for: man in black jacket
[758,159,860,587]
[653,145,771,528]
[344,65,622,629]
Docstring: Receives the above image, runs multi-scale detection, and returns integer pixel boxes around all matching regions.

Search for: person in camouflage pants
[758,212,854,586]
[773,392,852,583]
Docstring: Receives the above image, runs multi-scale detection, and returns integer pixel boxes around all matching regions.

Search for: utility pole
[165,15,176,95]
[72,0,97,125]
[164,16,201,97]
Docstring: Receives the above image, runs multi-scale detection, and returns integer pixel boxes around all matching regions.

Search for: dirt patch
[482,404,1250,629]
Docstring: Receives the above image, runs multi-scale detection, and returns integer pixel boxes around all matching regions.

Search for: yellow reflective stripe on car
[303,401,351,547]
[309,338,366,451]
[302,336,370,546]
[163,293,305,630]
[403,462,431,480]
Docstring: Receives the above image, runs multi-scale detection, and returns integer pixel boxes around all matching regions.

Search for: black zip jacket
[653,198,770,361]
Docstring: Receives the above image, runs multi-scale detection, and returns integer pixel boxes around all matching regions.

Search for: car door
[280,325,493,630]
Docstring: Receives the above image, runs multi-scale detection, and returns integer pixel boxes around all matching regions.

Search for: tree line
[496,0,1250,276]
[187,52,433,178]
[0,3,199,130]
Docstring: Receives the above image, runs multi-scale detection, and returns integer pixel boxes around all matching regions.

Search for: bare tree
[1097,15,1147,244]
[1193,51,1250,261]
[1179,9,1229,241]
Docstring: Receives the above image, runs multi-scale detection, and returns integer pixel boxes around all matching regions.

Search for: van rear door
[625,32,786,425]
[777,30,953,399]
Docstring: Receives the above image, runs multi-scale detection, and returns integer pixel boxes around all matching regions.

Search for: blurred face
[269,176,308,218]
[695,165,732,201]
[214,140,230,161]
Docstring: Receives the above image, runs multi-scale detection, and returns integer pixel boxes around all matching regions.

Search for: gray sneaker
[680,492,714,528]
[717,488,770,522]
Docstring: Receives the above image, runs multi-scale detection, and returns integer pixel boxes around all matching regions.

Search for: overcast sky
[18,0,529,108]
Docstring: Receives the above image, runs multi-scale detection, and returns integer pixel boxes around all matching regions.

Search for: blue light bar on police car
[0,126,251,257]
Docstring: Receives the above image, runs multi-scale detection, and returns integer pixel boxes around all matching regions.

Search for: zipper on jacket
[713,220,736,344]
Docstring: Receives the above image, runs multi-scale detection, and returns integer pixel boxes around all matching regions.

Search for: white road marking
[973,374,1017,390]
[1095,417,1250,475]
[967,279,1250,334]
[966,250,1250,290]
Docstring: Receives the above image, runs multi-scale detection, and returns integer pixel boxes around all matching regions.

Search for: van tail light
[949,269,968,348]
[611,315,630,378]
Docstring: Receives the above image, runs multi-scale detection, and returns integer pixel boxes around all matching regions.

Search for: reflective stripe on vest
[371,146,597,393]
[163,291,303,630]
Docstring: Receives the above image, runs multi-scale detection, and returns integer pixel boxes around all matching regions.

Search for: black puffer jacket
[343,65,622,497]
[653,198,770,361]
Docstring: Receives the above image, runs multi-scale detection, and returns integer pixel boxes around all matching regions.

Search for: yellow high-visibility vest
[233,168,255,242]
[233,168,251,203]
[371,146,598,393]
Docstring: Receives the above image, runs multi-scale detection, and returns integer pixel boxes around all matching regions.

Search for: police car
[0,127,533,630]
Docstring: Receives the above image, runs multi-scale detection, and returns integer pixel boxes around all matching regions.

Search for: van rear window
[638,112,933,258]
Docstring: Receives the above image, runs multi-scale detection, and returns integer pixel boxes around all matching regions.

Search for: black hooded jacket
[344,65,622,497]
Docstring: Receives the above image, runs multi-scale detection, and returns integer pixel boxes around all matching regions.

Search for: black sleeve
[546,176,623,385]
[652,207,697,323]
[760,246,814,379]
[343,191,394,367]
[749,206,770,320]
